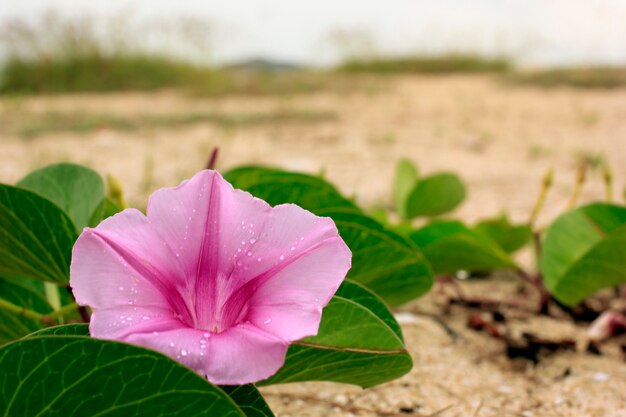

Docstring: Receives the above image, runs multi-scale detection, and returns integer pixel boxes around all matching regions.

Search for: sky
[2,0,626,67]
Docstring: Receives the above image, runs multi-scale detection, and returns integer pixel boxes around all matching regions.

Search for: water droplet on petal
[279,255,285,261]
[263,318,272,325]
[169,342,175,347]
[257,257,262,262]
[290,246,295,251]
[118,286,124,291]
[181,349,188,356]
[142,316,150,320]
[153,331,159,336]
[300,237,304,241]
[247,252,252,256]
[249,238,256,244]
[200,352,205,356]
[203,332,210,338]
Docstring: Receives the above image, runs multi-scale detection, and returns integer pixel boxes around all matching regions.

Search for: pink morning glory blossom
[70,170,351,385]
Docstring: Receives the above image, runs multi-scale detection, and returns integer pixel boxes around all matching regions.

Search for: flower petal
[146,171,272,329]
[201,323,288,385]
[121,322,287,385]
[70,209,194,322]
[89,305,182,340]
[246,236,351,341]
[229,204,342,284]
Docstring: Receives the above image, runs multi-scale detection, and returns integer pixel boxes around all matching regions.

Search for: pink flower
[70,170,351,385]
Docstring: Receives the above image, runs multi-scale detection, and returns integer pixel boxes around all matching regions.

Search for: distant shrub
[338,54,512,75]
[510,67,626,89]
[0,13,221,94]
[0,54,222,94]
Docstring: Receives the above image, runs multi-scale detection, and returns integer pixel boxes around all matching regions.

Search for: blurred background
[1,0,625,225]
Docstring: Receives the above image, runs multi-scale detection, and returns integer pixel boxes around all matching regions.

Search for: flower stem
[0,298,79,324]
[107,174,128,209]
[528,168,553,227]
[206,147,219,170]
[45,303,80,321]
[0,298,44,321]
[566,165,586,209]
[603,165,614,202]
[65,286,91,323]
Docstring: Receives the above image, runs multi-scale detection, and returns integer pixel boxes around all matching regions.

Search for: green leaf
[260,280,412,388]
[541,203,626,306]
[220,386,274,417]
[0,278,52,344]
[406,172,466,218]
[393,159,419,218]
[224,166,433,305]
[89,197,122,227]
[0,185,76,284]
[410,220,517,275]
[0,336,266,417]
[474,215,533,253]
[17,163,105,232]
[323,210,432,304]
[224,166,359,212]
[25,323,89,337]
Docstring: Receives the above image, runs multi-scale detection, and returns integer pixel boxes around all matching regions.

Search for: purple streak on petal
[70,230,170,310]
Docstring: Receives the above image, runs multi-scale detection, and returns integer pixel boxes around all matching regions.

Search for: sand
[1,75,625,416]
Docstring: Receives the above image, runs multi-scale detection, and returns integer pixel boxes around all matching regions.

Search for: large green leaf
[224,166,358,212]
[474,215,532,254]
[0,185,76,284]
[260,280,412,388]
[0,336,270,417]
[26,323,89,337]
[393,159,419,219]
[410,220,516,275]
[220,386,274,417]
[18,163,105,232]
[541,203,626,306]
[406,172,466,218]
[323,210,432,304]
[224,166,433,305]
[89,197,122,227]
[0,278,52,344]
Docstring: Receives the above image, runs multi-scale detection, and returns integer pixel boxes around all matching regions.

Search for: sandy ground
[1,75,626,416]
[261,278,626,417]
[2,75,625,224]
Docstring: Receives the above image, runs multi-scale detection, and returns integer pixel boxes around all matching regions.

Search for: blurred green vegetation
[508,67,626,89]
[0,13,336,96]
[1,14,625,94]
[338,54,513,75]
[0,109,338,138]
[1,55,220,94]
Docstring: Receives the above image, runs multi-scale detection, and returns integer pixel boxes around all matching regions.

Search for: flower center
[174,275,256,334]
